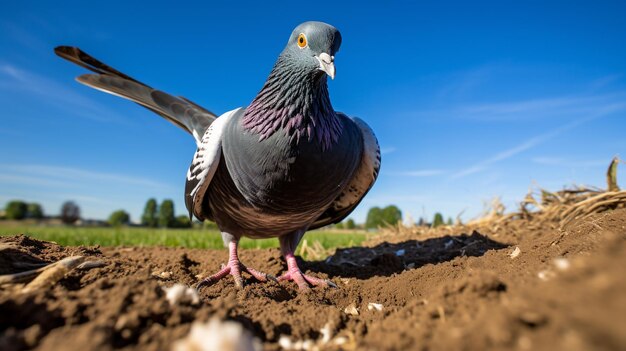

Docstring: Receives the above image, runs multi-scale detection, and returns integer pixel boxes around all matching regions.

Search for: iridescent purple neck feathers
[242,55,342,150]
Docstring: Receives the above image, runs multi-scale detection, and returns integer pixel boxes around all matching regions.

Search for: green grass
[0,222,370,255]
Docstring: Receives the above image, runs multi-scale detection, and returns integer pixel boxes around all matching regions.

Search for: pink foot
[278,252,337,290]
[196,241,276,289]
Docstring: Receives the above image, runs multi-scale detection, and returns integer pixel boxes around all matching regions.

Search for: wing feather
[310,115,381,229]
[184,108,240,220]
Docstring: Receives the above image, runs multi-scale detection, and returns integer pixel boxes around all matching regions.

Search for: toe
[325,279,338,288]
[196,265,232,290]
[243,266,277,284]
[278,270,335,290]
[302,273,336,288]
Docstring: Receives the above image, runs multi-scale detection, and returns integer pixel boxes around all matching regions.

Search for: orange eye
[297,33,307,48]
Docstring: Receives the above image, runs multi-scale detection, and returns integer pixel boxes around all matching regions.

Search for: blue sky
[1,1,625,224]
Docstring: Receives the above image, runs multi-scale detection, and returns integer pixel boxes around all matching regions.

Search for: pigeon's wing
[310,115,381,229]
[184,108,241,220]
[54,46,216,145]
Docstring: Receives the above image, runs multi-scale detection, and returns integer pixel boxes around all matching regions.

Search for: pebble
[367,302,384,311]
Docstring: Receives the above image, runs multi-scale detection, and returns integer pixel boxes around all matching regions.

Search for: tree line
[135,198,191,228]
[4,201,44,220]
[107,198,192,228]
[5,199,453,230]
[361,206,454,229]
[2,198,191,228]
[3,200,81,224]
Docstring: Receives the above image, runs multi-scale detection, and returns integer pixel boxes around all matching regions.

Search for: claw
[195,277,218,291]
[196,241,274,290]
[278,252,337,290]
[243,266,277,284]
[266,274,279,284]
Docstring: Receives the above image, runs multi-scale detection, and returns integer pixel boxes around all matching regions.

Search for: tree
[159,199,175,228]
[345,218,356,229]
[365,207,382,229]
[61,201,81,224]
[381,205,402,225]
[432,212,444,228]
[141,198,158,227]
[366,205,402,229]
[335,222,344,229]
[27,203,44,219]
[5,201,28,220]
[108,210,130,226]
[447,217,454,226]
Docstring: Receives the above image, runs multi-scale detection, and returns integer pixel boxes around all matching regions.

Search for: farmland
[1,180,625,350]
[0,223,368,259]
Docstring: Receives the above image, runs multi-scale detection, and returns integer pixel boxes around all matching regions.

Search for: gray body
[208,109,362,239]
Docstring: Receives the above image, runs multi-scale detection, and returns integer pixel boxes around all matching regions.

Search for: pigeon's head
[282,21,342,80]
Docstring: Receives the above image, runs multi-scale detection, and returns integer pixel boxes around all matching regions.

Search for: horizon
[1,1,625,224]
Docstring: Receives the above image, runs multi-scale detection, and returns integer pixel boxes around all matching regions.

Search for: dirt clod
[1,208,626,350]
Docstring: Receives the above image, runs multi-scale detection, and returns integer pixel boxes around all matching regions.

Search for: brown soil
[1,209,625,351]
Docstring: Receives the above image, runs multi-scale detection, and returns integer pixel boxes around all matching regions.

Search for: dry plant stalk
[471,158,624,229]
[0,263,52,285]
[21,256,86,293]
[606,156,620,192]
[0,255,94,294]
[298,239,333,260]
[381,158,625,236]
[0,243,20,252]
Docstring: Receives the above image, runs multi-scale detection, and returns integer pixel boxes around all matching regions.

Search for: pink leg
[277,251,337,291]
[196,241,276,289]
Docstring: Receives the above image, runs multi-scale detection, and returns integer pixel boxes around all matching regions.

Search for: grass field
[0,222,370,258]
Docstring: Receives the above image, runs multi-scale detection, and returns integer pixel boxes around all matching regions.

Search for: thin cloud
[52,194,119,206]
[380,147,396,155]
[436,65,494,99]
[531,157,611,168]
[0,63,127,123]
[457,92,626,122]
[0,164,172,190]
[387,169,445,177]
[589,74,623,91]
[1,18,109,55]
[362,194,429,204]
[0,191,116,206]
[0,21,49,53]
[0,174,78,188]
[451,103,626,179]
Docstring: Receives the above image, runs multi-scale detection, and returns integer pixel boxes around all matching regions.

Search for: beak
[316,53,335,80]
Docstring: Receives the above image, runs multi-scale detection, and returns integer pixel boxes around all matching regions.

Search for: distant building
[76,219,109,227]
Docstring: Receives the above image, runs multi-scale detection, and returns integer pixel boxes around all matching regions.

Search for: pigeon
[55,21,380,290]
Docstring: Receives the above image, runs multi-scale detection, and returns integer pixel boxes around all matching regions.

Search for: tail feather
[55,46,216,144]
[54,46,145,85]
